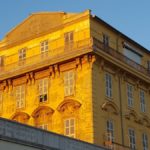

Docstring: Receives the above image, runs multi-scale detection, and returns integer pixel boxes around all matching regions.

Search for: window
[64,118,75,138]
[103,34,109,47]
[16,85,25,109]
[105,73,112,98]
[0,92,3,113]
[142,133,148,150]
[38,78,48,102]
[128,128,136,150]
[37,124,48,130]
[64,71,75,96]
[147,61,150,71]
[64,31,74,44]
[18,48,26,65]
[123,44,142,64]
[140,90,146,112]
[127,84,134,107]
[40,40,48,58]
[0,56,4,66]
[106,120,114,142]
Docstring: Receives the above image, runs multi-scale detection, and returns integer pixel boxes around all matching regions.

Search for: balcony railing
[0,38,92,78]
[93,38,150,77]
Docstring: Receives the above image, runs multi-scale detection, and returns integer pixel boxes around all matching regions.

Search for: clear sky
[0,0,150,50]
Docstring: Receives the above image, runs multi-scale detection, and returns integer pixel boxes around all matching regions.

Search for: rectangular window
[64,118,75,138]
[140,90,146,112]
[0,56,4,66]
[105,73,112,98]
[40,40,49,58]
[124,45,142,64]
[16,85,25,109]
[106,120,114,142]
[127,84,134,107]
[103,34,109,47]
[142,133,148,150]
[64,71,75,96]
[38,78,48,103]
[0,92,3,113]
[18,48,26,65]
[147,61,150,71]
[64,31,74,44]
[38,124,48,130]
[129,128,136,150]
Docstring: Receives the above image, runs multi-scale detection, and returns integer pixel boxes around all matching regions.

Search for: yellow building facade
[0,10,150,149]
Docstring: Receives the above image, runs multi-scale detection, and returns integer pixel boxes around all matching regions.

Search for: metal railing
[93,38,150,77]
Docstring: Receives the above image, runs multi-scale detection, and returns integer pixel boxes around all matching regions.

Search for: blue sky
[0,0,150,50]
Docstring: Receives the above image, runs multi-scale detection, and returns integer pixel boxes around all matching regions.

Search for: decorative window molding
[16,85,25,109]
[64,118,75,138]
[11,112,30,124]
[64,70,75,97]
[101,101,119,115]
[57,99,81,114]
[32,106,54,130]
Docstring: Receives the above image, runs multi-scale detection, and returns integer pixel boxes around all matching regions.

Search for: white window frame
[38,124,48,130]
[140,90,146,112]
[16,85,25,109]
[64,31,74,44]
[40,40,48,54]
[105,73,112,98]
[64,70,75,97]
[106,120,114,142]
[18,48,26,61]
[0,92,3,113]
[38,78,48,103]
[128,128,136,150]
[64,118,75,138]
[127,84,134,107]
[142,133,148,150]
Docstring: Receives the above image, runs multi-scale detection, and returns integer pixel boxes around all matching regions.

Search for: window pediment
[57,99,81,114]
[32,106,54,118]
[125,109,139,123]
[101,101,119,115]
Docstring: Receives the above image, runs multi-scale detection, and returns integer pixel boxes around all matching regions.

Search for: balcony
[0,37,149,80]
[0,38,93,80]
[93,38,150,77]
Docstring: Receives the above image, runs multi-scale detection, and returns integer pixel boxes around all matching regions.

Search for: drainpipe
[118,74,125,145]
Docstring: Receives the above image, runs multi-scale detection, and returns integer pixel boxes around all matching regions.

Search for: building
[0,10,150,150]
[0,117,106,150]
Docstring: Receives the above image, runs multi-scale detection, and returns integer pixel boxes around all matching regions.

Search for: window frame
[105,73,112,99]
[64,70,75,97]
[64,118,75,138]
[18,48,26,65]
[128,128,136,150]
[16,85,25,109]
[140,89,146,113]
[127,83,134,108]
[106,120,114,142]
[142,133,148,150]
[38,78,49,103]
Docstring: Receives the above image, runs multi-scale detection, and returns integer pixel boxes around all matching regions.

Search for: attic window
[123,42,142,64]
